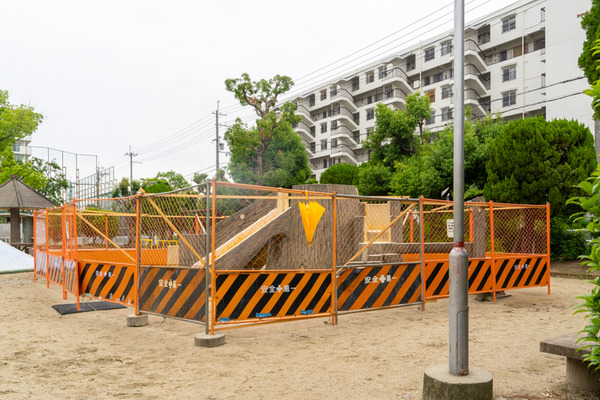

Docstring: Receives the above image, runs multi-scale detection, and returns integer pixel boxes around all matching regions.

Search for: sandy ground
[1,264,599,400]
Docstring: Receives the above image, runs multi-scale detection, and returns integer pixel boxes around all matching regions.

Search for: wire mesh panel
[491,204,548,256]
[140,186,207,268]
[75,196,138,264]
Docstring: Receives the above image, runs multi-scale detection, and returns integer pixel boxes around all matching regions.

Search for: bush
[550,216,590,261]
[319,163,359,186]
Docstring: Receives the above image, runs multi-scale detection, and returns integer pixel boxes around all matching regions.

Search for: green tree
[484,117,596,216]
[406,91,434,146]
[357,163,392,196]
[192,172,208,185]
[319,163,359,186]
[0,90,43,157]
[362,103,418,167]
[140,170,189,194]
[0,151,69,204]
[391,114,501,199]
[579,1,600,86]
[224,73,311,187]
[112,177,140,197]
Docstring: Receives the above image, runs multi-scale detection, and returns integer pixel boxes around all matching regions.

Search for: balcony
[465,64,491,94]
[464,39,489,72]
[381,67,413,93]
[382,87,407,109]
[295,104,314,123]
[293,120,316,142]
[331,143,359,164]
[464,88,490,117]
[330,89,358,112]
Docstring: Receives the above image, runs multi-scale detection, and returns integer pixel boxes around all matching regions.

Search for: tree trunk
[10,207,20,244]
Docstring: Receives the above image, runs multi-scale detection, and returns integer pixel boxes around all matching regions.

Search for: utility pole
[125,145,138,193]
[213,101,226,178]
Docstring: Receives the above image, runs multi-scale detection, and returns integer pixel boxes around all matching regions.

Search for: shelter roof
[0,175,57,209]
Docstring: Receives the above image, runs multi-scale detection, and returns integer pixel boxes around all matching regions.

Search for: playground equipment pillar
[449,0,469,377]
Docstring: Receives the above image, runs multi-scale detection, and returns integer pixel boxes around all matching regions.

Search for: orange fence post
[489,201,496,303]
[331,192,337,326]
[469,208,473,243]
[419,197,426,309]
[546,202,551,295]
[72,199,78,261]
[410,211,414,243]
[33,210,37,283]
[61,205,67,300]
[210,179,217,335]
[45,209,50,289]
[105,215,109,250]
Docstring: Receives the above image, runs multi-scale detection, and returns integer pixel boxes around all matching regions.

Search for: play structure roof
[0,175,57,210]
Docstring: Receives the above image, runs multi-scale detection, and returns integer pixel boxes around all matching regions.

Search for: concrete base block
[194,333,225,347]
[423,364,493,400]
[566,357,600,392]
[126,313,148,327]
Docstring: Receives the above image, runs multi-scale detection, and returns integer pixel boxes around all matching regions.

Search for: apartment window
[330,86,338,97]
[502,91,516,107]
[540,7,545,22]
[12,143,20,152]
[423,76,431,86]
[321,123,327,133]
[366,128,373,137]
[310,142,316,152]
[441,108,453,121]
[321,140,328,150]
[426,114,435,125]
[541,73,546,88]
[309,94,315,107]
[331,139,338,148]
[502,65,516,82]
[378,66,387,79]
[441,41,452,56]
[407,54,416,71]
[366,108,375,120]
[424,47,435,62]
[352,77,360,91]
[323,158,328,169]
[353,132,360,142]
[310,126,316,137]
[427,90,435,103]
[441,85,453,99]
[366,70,375,84]
[320,89,327,100]
[502,16,516,33]
[478,32,490,45]
[331,121,338,130]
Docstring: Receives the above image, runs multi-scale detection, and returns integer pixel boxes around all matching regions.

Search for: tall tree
[224,73,311,187]
[405,91,434,146]
[362,103,418,167]
[0,90,43,156]
[579,1,600,86]
[484,117,596,216]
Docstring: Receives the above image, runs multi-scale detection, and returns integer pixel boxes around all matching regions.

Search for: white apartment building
[291,0,593,179]
[12,135,32,162]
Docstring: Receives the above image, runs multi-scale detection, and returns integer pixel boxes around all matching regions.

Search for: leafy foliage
[112,177,140,197]
[357,163,392,196]
[579,2,600,87]
[0,151,69,204]
[0,90,43,157]
[141,170,190,194]
[568,163,600,370]
[484,117,596,217]
[550,216,590,261]
[319,163,359,186]
[391,114,501,199]
[405,91,434,146]
[224,73,310,188]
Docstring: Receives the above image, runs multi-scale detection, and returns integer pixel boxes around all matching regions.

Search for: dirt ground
[1,262,599,400]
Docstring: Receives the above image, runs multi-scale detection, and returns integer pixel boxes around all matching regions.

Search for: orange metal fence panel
[424,258,494,299]
[138,266,206,322]
[336,263,422,312]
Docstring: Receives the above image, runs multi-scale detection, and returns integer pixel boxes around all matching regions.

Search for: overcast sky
[1,0,519,188]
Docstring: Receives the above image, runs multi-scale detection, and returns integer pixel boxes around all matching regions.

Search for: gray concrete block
[194,333,225,347]
[423,364,493,400]
[126,313,148,327]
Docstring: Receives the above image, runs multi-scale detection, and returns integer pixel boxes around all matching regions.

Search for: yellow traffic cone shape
[298,198,325,248]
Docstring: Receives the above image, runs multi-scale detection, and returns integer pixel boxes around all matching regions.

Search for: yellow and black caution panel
[79,262,135,306]
[215,271,332,322]
[337,264,422,312]
[495,256,548,291]
[139,267,206,322]
[63,259,78,295]
[424,258,493,299]
[48,254,63,285]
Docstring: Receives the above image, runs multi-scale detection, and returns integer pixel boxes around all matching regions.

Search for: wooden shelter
[0,175,56,247]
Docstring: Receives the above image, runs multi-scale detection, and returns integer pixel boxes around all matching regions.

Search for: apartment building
[291,0,593,178]
[12,135,32,162]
